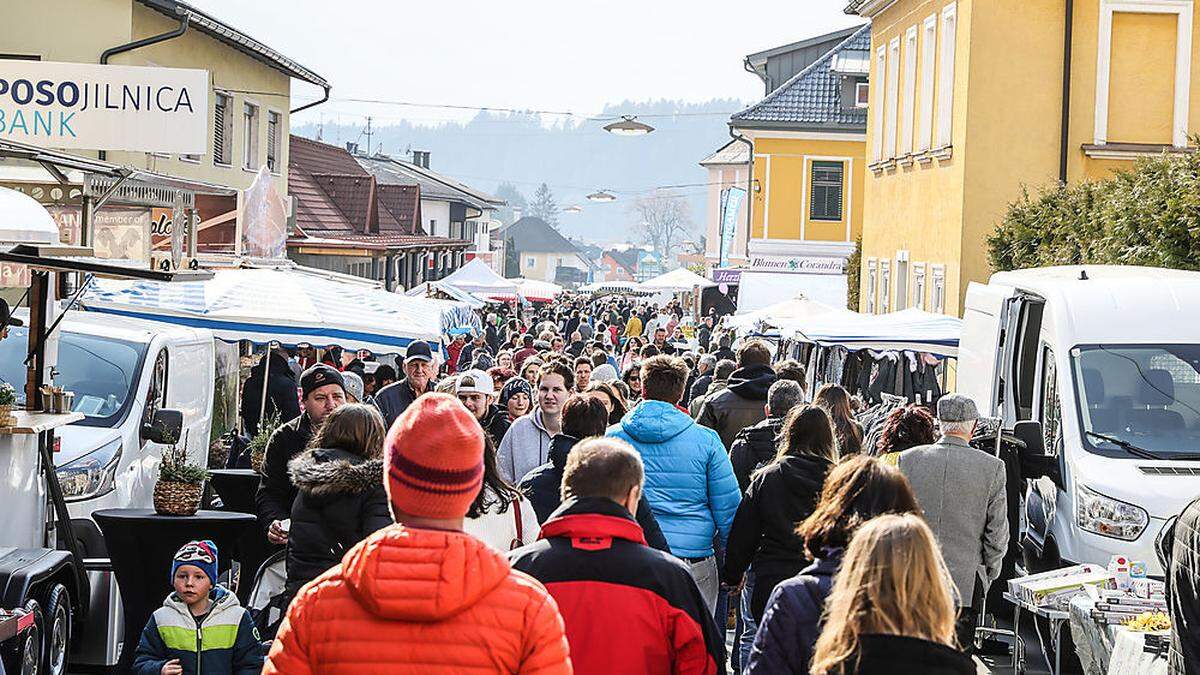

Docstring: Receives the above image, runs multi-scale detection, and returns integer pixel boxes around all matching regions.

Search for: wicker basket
[250,446,266,474]
[153,480,203,516]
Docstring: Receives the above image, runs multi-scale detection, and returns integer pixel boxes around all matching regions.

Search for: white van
[0,310,215,666]
[959,266,1200,576]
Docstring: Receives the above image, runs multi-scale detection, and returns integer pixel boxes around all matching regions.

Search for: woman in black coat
[284,403,392,602]
[723,405,837,622]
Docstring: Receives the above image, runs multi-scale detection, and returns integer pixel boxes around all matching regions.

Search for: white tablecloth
[1107,628,1168,675]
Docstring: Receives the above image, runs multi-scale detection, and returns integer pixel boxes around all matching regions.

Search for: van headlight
[1075,483,1148,541]
[56,439,122,502]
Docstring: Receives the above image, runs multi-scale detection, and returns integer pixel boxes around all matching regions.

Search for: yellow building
[849,0,1198,316]
[0,0,329,197]
[725,25,871,276]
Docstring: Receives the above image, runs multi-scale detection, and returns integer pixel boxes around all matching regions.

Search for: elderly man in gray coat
[895,393,1008,647]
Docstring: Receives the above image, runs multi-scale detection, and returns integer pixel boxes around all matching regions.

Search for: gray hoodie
[496,408,554,483]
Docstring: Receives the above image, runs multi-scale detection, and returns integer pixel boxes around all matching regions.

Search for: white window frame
[895,250,910,310]
[901,26,919,156]
[879,259,892,313]
[918,14,938,152]
[243,101,260,170]
[855,81,870,108]
[866,258,878,314]
[884,37,901,160]
[936,3,958,149]
[873,45,887,162]
[1094,0,1194,148]
[913,262,928,310]
[932,264,946,314]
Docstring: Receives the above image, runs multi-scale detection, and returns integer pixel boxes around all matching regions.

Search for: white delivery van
[959,266,1200,576]
[0,310,215,667]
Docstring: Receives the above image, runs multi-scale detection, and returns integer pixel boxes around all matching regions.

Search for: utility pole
[365,116,374,156]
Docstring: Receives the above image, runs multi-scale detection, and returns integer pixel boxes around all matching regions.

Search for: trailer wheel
[19,598,44,675]
[41,584,71,675]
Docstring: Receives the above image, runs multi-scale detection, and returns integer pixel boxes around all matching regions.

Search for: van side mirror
[142,409,183,445]
[1012,420,1061,484]
[1013,421,1045,456]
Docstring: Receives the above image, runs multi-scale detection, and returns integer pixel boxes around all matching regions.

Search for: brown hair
[561,394,610,439]
[586,380,628,424]
[538,359,576,391]
[777,405,838,464]
[736,339,771,368]
[811,514,957,674]
[774,358,807,384]
[309,403,385,459]
[876,405,937,455]
[561,438,644,504]
[796,454,921,558]
[815,384,863,456]
[640,355,688,404]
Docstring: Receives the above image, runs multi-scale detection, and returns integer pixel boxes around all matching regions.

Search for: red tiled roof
[290,135,365,175]
[377,184,422,234]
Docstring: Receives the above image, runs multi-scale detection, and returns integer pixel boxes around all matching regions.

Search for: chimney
[412,150,430,169]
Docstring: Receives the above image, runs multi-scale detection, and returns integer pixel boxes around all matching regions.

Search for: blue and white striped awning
[80,266,479,355]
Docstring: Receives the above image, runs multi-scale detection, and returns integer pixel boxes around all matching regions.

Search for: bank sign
[0,60,208,154]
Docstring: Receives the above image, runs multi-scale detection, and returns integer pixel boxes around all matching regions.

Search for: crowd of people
[137,294,1200,675]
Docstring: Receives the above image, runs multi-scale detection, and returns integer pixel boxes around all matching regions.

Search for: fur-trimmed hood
[287,447,383,499]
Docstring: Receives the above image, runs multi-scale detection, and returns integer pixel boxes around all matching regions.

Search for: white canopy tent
[513,277,563,303]
[724,295,853,333]
[580,280,653,296]
[404,280,488,309]
[0,186,60,245]
[79,265,479,355]
[438,258,519,299]
[639,267,717,292]
[786,308,964,357]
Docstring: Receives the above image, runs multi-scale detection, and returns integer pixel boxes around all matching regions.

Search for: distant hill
[292,98,747,244]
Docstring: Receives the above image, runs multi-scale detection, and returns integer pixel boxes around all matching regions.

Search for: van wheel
[19,598,44,675]
[41,584,71,675]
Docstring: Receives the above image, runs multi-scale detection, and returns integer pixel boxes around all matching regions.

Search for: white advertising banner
[0,60,208,154]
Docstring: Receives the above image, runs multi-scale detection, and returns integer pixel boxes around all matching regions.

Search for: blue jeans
[738,570,757,672]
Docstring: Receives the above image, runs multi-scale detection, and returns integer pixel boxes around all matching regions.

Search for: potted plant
[248,411,282,474]
[153,437,209,516]
[0,382,16,427]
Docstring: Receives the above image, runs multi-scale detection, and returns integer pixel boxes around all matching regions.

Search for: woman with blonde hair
[810,513,973,675]
[814,384,864,456]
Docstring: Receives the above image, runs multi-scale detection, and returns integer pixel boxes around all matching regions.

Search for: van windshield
[0,326,147,427]
[1072,345,1200,458]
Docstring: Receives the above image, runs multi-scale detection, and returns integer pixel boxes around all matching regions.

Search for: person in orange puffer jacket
[264,393,572,674]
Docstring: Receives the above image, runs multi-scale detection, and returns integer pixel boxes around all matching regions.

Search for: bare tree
[631,190,693,264]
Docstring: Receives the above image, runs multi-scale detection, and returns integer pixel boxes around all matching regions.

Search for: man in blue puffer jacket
[608,354,741,616]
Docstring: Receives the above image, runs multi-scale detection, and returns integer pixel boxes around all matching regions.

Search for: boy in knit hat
[265,393,571,674]
[131,540,263,675]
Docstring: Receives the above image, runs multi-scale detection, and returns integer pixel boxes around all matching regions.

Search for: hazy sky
[189,0,863,127]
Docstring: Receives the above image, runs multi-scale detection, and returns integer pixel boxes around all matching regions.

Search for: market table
[1107,628,1168,675]
[94,508,255,671]
[1004,591,1070,675]
[209,469,274,604]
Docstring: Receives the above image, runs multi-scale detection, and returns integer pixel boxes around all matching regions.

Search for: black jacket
[485,323,501,353]
[459,342,491,370]
[284,448,392,598]
[254,413,315,535]
[689,374,713,406]
[510,497,726,674]
[698,364,777,449]
[1158,494,1200,675]
[518,434,670,552]
[723,453,833,620]
[840,634,974,675]
[240,352,301,437]
[730,417,785,493]
[374,378,426,428]
[481,404,511,446]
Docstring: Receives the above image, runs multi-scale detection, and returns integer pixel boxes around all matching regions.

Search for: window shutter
[213,96,226,164]
[810,161,845,221]
[266,114,278,172]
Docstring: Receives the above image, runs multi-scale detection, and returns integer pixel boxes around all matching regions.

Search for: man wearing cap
[374,341,437,427]
[264,394,571,674]
[255,364,347,546]
[894,393,1008,645]
[456,369,510,445]
[0,297,22,342]
[459,330,491,373]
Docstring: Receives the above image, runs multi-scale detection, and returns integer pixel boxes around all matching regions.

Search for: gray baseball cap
[936,393,979,422]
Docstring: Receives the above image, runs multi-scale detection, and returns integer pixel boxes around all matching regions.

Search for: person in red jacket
[265,393,571,674]
[511,437,725,675]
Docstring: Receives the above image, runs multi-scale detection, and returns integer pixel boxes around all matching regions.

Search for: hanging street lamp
[603,115,655,136]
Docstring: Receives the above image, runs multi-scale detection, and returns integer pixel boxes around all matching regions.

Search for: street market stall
[787,307,963,357]
[434,257,520,300]
[723,295,852,334]
[404,279,488,309]
[639,267,717,292]
[513,277,564,303]
[579,280,654,297]
[79,262,479,355]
